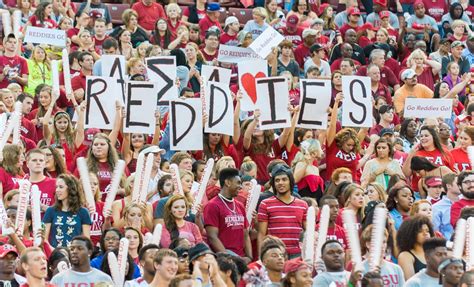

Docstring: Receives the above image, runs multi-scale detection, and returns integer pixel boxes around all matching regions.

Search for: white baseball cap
[225,16,239,28]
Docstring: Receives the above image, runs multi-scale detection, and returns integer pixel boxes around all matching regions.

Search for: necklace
[218,193,237,214]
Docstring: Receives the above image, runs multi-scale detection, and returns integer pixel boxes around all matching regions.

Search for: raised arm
[42,91,60,143]
[122,133,132,164]
[232,91,242,143]
[280,106,299,149]
[151,109,161,146]
[108,102,123,148]
[74,101,86,148]
[243,110,260,150]
[445,73,471,99]
[327,92,342,147]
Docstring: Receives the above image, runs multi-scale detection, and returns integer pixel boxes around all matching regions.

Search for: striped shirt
[258,196,308,256]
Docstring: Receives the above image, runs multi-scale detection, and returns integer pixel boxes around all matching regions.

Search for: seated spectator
[329,29,366,65]
[110,9,148,48]
[393,69,434,113]
[286,0,317,29]
[294,29,317,69]
[356,49,400,91]
[242,7,270,40]
[278,15,304,47]
[366,0,399,29]
[304,44,331,77]
[182,0,207,26]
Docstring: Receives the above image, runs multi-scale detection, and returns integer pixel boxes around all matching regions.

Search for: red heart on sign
[241,72,266,104]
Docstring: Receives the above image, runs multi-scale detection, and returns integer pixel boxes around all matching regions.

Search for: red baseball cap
[0,244,18,258]
[379,10,390,18]
[283,258,310,274]
[318,3,330,16]
[286,14,299,29]
[374,0,387,6]
[348,7,361,16]
[359,22,377,31]
[426,177,443,187]
[414,0,424,8]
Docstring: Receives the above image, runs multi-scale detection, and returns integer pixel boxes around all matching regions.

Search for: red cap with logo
[425,177,443,187]
[286,14,299,29]
[0,244,18,258]
[348,7,361,16]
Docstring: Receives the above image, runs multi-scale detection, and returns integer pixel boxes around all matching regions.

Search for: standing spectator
[78,0,112,30]
[432,174,460,239]
[93,18,109,54]
[198,3,223,40]
[294,29,317,69]
[24,2,57,29]
[16,93,37,143]
[0,245,22,286]
[51,236,113,285]
[0,34,28,89]
[242,7,270,40]
[450,171,474,227]
[131,0,166,35]
[204,168,252,259]
[71,52,94,103]
[20,247,52,287]
[43,174,92,247]
[257,165,308,259]
[313,240,350,285]
[404,238,448,286]
[26,149,56,212]
[304,44,331,77]
[277,40,300,81]
[25,46,52,96]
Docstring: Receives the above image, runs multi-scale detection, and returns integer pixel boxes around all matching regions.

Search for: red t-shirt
[323,224,348,249]
[294,44,311,68]
[423,0,447,22]
[200,48,218,62]
[339,23,359,39]
[356,65,399,88]
[239,138,283,183]
[28,15,57,29]
[203,196,248,256]
[220,33,239,46]
[183,6,206,21]
[279,27,304,46]
[20,117,37,143]
[94,35,109,55]
[131,1,166,31]
[415,148,455,171]
[331,58,362,72]
[198,15,223,39]
[90,201,105,245]
[325,140,361,183]
[451,148,471,172]
[32,177,56,207]
[0,167,19,196]
[257,196,308,256]
[96,162,113,201]
[71,71,87,99]
[451,198,474,227]
[0,54,28,88]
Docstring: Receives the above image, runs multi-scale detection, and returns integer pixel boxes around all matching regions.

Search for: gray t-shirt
[361,259,405,287]
[51,268,113,286]
[404,269,441,287]
[313,271,349,286]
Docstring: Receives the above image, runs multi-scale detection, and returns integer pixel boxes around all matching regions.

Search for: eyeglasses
[463,180,474,185]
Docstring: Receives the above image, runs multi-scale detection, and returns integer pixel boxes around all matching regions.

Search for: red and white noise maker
[0,102,22,151]
[108,252,123,287]
[245,179,261,225]
[62,49,73,96]
[16,180,31,236]
[369,207,387,272]
[304,206,316,268]
[192,158,214,214]
[2,11,11,38]
[118,238,129,282]
[12,10,21,38]
[76,157,96,214]
[103,160,126,218]
[453,218,467,259]
[342,209,362,265]
[467,146,474,171]
[144,223,163,246]
[30,185,42,246]
[468,218,474,269]
[315,205,330,271]
[170,164,184,195]
[12,102,22,145]
[132,152,154,203]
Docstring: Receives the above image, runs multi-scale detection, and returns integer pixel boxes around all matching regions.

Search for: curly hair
[386,185,414,211]
[54,174,85,214]
[163,195,189,245]
[334,128,360,153]
[396,216,434,252]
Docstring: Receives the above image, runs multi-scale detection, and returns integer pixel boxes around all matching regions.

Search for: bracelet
[195,277,203,283]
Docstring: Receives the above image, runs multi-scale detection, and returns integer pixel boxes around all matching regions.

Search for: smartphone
[303,11,309,16]
[279,14,284,18]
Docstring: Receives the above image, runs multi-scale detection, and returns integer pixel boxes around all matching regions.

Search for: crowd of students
[0,0,472,286]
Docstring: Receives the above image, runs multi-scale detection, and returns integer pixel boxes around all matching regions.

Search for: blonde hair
[366,182,387,202]
[166,3,181,14]
[253,7,267,18]
[406,49,427,67]
[291,139,323,169]
[409,199,431,216]
[127,57,142,74]
[451,19,465,30]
